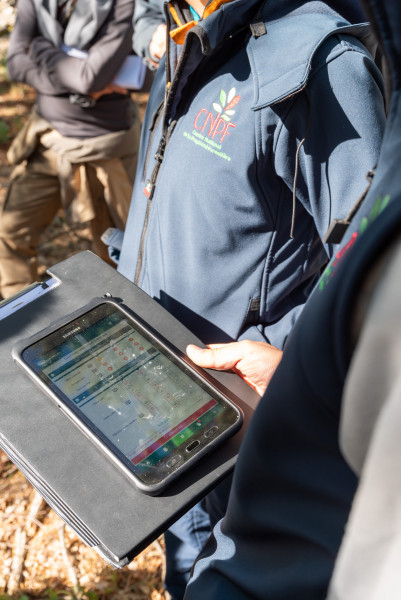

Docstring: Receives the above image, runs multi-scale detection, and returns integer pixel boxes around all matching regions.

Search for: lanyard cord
[291,87,312,239]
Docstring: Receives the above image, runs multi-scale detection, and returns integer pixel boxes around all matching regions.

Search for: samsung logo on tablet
[62,326,81,339]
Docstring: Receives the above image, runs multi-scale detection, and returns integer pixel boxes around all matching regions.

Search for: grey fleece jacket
[7,0,135,138]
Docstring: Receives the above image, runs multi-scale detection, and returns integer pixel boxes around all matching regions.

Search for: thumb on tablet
[186,343,240,371]
[186,340,283,397]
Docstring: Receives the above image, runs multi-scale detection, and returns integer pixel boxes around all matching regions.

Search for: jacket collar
[169,0,264,54]
[169,0,234,45]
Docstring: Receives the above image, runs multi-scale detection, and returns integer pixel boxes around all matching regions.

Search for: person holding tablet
[116,0,386,597]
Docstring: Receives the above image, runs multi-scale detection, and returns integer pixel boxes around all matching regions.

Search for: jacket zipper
[134,36,193,285]
[134,133,166,284]
[142,100,165,180]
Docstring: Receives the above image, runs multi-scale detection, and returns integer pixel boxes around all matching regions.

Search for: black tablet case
[0,251,259,567]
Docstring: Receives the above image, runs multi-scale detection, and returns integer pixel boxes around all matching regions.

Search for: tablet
[12,297,242,494]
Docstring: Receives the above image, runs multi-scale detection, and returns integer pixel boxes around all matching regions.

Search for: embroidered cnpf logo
[183,87,240,161]
[194,87,240,143]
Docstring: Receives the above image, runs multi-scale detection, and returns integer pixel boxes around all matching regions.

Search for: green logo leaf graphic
[219,89,226,107]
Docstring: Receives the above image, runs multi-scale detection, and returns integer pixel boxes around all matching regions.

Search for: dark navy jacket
[184,0,401,597]
[119,0,385,349]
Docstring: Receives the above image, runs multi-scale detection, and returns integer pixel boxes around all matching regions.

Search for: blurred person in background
[0,0,141,298]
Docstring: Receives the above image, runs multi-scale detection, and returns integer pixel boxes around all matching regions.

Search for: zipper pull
[144,136,167,199]
[154,136,166,165]
[143,180,155,199]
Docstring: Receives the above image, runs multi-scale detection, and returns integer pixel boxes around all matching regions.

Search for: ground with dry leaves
[0,456,167,600]
[0,33,168,600]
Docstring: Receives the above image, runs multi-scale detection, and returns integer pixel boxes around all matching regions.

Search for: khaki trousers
[0,111,140,298]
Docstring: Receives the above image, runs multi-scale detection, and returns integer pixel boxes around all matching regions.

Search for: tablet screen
[21,303,239,483]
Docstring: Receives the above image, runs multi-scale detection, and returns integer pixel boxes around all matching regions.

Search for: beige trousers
[0,106,140,298]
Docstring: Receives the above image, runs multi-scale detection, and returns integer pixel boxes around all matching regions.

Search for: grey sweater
[7,0,135,138]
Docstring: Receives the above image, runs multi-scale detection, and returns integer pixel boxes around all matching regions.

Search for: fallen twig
[26,490,45,536]
[58,522,80,595]
[7,526,26,594]
[6,489,46,593]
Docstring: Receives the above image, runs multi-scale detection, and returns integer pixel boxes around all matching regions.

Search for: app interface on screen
[34,308,224,468]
